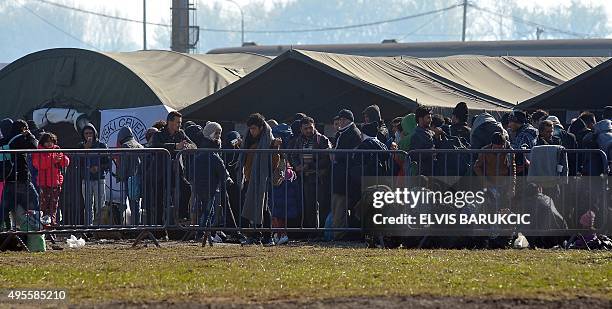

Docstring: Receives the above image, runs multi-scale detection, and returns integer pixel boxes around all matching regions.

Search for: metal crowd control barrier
[173,148,409,244]
[0,148,172,250]
[404,148,609,237]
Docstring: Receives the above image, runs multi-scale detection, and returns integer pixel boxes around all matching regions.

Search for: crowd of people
[0,103,611,248]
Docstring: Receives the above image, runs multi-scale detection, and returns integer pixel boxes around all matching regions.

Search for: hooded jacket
[511,123,538,150]
[399,114,416,152]
[32,144,70,187]
[115,127,144,182]
[362,105,389,142]
[78,123,110,180]
[470,113,506,150]
[581,119,612,176]
[568,118,591,149]
[594,119,612,156]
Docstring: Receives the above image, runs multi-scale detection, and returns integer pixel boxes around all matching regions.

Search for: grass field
[1,242,611,307]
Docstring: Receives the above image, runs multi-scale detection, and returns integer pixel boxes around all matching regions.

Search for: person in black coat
[409,106,443,176]
[349,122,389,199]
[1,120,39,230]
[449,102,471,144]
[148,111,196,224]
[330,109,361,239]
[362,104,389,143]
[193,122,233,237]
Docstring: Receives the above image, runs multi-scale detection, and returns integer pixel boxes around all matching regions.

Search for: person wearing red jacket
[32,133,69,226]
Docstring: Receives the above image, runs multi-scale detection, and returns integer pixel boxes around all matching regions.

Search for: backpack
[435,135,471,176]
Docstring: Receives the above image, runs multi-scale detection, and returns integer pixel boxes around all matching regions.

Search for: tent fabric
[515,58,612,111]
[181,49,607,122]
[208,39,612,57]
[0,48,270,119]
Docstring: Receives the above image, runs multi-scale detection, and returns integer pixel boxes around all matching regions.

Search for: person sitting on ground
[516,182,567,233]
[32,132,69,227]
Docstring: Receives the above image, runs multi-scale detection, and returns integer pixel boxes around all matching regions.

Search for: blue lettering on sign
[100,115,147,144]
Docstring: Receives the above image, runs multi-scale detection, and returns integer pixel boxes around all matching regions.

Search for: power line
[398,9,451,40]
[243,4,462,33]
[33,0,174,28]
[22,5,99,50]
[468,3,590,38]
[34,0,460,34]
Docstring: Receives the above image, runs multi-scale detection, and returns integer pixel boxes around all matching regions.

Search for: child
[32,132,69,226]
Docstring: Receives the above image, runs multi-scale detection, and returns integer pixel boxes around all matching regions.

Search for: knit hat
[509,110,528,124]
[361,122,378,138]
[337,109,354,122]
[202,121,222,141]
[184,124,203,143]
[452,102,469,122]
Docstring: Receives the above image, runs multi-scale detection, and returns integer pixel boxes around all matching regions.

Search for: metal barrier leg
[132,230,160,248]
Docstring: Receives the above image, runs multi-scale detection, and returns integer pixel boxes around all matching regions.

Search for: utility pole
[536,27,544,40]
[171,0,189,53]
[461,0,467,42]
[143,0,147,50]
[226,0,244,46]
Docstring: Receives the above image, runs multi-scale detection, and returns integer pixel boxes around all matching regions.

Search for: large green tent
[0,48,270,119]
[181,49,606,123]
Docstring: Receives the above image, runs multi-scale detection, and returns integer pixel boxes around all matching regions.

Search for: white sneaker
[276,235,289,245]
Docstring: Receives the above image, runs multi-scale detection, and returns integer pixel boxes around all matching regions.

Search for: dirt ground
[79,296,611,309]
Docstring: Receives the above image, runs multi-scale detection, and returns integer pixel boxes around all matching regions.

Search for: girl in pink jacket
[32,132,70,226]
